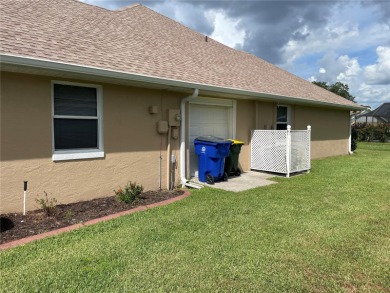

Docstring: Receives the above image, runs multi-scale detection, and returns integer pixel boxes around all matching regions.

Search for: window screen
[54,119,98,149]
[53,83,100,151]
[54,84,97,116]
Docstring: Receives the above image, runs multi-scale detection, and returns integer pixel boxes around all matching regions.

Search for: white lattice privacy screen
[251,126,311,177]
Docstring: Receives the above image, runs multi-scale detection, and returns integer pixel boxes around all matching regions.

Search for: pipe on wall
[180,88,199,186]
[348,122,353,155]
[167,126,172,189]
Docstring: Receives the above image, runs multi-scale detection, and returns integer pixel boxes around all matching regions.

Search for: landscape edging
[0,190,191,251]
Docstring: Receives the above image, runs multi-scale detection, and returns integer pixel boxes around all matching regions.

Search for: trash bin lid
[195,136,229,143]
[228,139,244,145]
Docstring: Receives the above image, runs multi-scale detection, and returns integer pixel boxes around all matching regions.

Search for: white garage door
[189,102,233,178]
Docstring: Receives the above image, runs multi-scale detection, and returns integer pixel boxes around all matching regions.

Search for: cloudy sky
[82,0,390,109]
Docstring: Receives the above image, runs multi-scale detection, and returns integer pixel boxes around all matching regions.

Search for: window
[276,105,290,130]
[52,82,103,161]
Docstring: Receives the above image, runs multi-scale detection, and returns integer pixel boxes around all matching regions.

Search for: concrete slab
[194,171,279,192]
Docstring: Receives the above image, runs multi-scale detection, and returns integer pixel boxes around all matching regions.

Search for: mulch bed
[0,189,184,245]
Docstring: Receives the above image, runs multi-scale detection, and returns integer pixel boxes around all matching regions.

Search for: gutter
[180,89,202,189]
[0,54,364,111]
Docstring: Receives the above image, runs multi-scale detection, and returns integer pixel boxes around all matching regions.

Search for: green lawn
[1,143,389,292]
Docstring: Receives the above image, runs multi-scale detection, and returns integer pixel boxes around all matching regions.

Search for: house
[352,103,390,125]
[0,0,362,213]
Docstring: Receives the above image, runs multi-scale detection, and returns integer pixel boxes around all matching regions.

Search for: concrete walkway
[198,171,279,192]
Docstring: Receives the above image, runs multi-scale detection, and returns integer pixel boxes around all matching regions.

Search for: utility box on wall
[168,109,181,127]
[157,120,169,134]
[171,128,179,139]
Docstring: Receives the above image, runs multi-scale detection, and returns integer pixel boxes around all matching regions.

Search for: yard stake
[23,181,28,216]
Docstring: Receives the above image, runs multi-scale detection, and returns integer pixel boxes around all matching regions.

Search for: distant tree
[312,81,356,102]
[312,81,328,89]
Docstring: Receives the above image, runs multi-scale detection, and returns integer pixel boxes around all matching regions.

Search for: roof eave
[0,54,364,111]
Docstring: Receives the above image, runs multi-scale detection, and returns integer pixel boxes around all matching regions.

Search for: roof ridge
[115,3,141,12]
[127,4,212,43]
[73,0,112,12]
[125,4,253,58]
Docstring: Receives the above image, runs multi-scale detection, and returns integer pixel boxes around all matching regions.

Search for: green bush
[35,191,58,217]
[353,123,390,142]
[114,181,144,204]
[351,126,358,151]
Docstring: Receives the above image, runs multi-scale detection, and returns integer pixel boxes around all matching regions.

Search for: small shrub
[353,123,390,142]
[64,209,73,220]
[351,126,358,151]
[114,181,143,204]
[35,192,58,217]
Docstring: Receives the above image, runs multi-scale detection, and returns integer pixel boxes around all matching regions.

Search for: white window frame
[276,105,291,130]
[51,80,104,161]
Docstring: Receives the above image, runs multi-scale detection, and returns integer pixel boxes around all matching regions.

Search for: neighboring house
[352,103,390,125]
[0,0,362,213]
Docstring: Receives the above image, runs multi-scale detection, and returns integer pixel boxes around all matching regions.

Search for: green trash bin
[224,139,244,176]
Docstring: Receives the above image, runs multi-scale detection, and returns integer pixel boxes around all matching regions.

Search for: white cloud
[364,46,390,85]
[281,3,390,67]
[357,83,390,104]
[305,51,390,108]
[359,83,382,98]
[310,53,361,84]
[282,21,361,66]
[206,10,246,49]
[336,55,361,82]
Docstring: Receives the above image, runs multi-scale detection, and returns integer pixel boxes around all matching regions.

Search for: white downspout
[180,88,199,187]
[348,122,353,155]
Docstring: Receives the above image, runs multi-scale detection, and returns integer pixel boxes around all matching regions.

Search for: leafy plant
[353,123,390,142]
[35,192,58,217]
[312,81,356,101]
[114,181,144,204]
[351,126,358,151]
[64,209,73,221]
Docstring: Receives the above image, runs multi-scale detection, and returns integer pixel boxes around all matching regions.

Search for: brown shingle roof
[0,0,358,108]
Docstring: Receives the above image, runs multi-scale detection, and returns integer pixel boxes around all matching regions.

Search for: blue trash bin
[194,136,232,184]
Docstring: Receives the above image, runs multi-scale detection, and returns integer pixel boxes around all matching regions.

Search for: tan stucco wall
[236,99,256,171]
[1,72,182,213]
[294,105,350,159]
[1,72,351,213]
[256,101,275,130]
[253,101,350,159]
